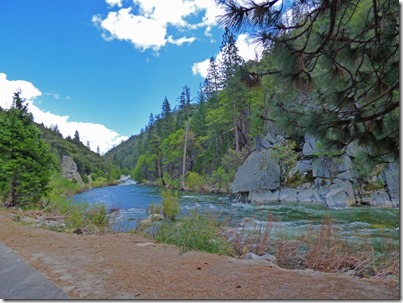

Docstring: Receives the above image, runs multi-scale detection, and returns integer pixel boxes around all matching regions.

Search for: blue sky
[0,0,261,153]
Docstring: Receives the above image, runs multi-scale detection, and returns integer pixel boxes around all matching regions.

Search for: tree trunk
[157,156,165,187]
[181,122,189,191]
[7,174,18,207]
[233,102,239,152]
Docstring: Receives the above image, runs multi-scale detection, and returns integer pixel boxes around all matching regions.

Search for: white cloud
[191,33,263,79]
[0,73,42,108]
[93,8,167,51]
[106,0,123,8]
[191,58,210,78]
[0,73,127,154]
[167,36,196,46]
[236,34,264,62]
[94,0,224,51]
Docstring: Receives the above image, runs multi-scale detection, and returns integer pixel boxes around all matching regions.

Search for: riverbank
[0,208,398,300]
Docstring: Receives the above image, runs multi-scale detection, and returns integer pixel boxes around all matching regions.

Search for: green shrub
[147,202,163,215]
[162,173,181,190]
[85,204,108,227]
[155,212,234,255]
[211,167,233,191]
[161,189,179,221]
[185,172,205,192]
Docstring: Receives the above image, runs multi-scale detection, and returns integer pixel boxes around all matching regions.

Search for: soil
[0,210,399,300]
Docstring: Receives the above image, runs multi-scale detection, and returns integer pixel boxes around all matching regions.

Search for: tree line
[0,91,119,208]
[109,0,399,191]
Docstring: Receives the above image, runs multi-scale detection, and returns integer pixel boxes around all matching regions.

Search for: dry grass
[230,214,274,257]
[300,216,373,276]
[228,214,399,281]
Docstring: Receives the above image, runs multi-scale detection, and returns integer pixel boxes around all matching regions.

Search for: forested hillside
[37,123,119,183]
[106,0,399,194]
[0,91,120,208]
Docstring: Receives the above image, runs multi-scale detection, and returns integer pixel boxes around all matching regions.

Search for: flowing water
[73,181,399,250]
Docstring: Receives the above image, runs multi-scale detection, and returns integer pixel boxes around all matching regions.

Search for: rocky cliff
[232,134,399,208]
[61,155,82,183]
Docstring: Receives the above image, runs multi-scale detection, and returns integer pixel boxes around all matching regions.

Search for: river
[73,181,399,250]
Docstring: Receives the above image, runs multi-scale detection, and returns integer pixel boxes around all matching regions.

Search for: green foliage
[0,92,55,207]
[352,151,385,181]
[45,172,83,201]
[271,140,299,183]
[211,167,233,192]
[185,172,206,192]
[162,173,181,190]
[161,189,179,221]
[147,202,163,215]
[155,211,234,255]
[219,0,399,158]
[38,122,115,182]
[104,2,399,192]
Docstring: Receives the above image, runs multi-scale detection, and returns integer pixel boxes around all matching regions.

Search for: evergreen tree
[0,91,54,207]
[74,130,80,143]
[205,56,222,96]
[218,0,399,158]
[176,85,193,128]
[219,27,244,86]
[160,97,174,138]
[147,113,155,129]
[161,97,171,118]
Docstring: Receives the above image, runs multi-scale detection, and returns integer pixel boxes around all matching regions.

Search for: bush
[161,189,179,221]
[155,212,234,255]
[162,173,181,190]
[147,202,163,215]
[185,172,205,192]
[211,167,233,192]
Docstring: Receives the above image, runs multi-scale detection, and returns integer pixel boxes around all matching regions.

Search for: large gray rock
[231,150,281,193]
[232,132,399,209]
[278,188,298,203]
[302,135,317,157]
[323,182,356,208]
[61,155,82,183]
[312,155,351,178]
[368,191,394,208]
[288,160,312,178]
[382,163,399,208]
[248,190,278,204]
[297,188,324,204]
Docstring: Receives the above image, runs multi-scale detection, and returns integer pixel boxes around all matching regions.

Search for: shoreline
[0,209,398,300]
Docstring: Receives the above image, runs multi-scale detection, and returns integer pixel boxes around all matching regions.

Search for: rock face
[231,150,281,193]
[61,155,82,183]
[232,136,399,208]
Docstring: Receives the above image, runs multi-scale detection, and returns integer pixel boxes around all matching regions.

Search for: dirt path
[0,210,399,300]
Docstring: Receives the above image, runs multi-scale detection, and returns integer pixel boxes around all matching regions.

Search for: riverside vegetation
[134,188,398,281]
[0,91,118,232]
[0,0,399,288]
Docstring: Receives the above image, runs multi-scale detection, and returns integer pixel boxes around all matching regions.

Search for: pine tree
[218,27,246,151]
[147,113,155,129]
[219,27,244,86]
[74,130,80,143]
[0,91,55,207]
[176,85,193,128]
[218,0,399,158]
[205,57,222,96]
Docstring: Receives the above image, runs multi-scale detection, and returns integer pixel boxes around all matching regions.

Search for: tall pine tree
[0,91,55,207]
